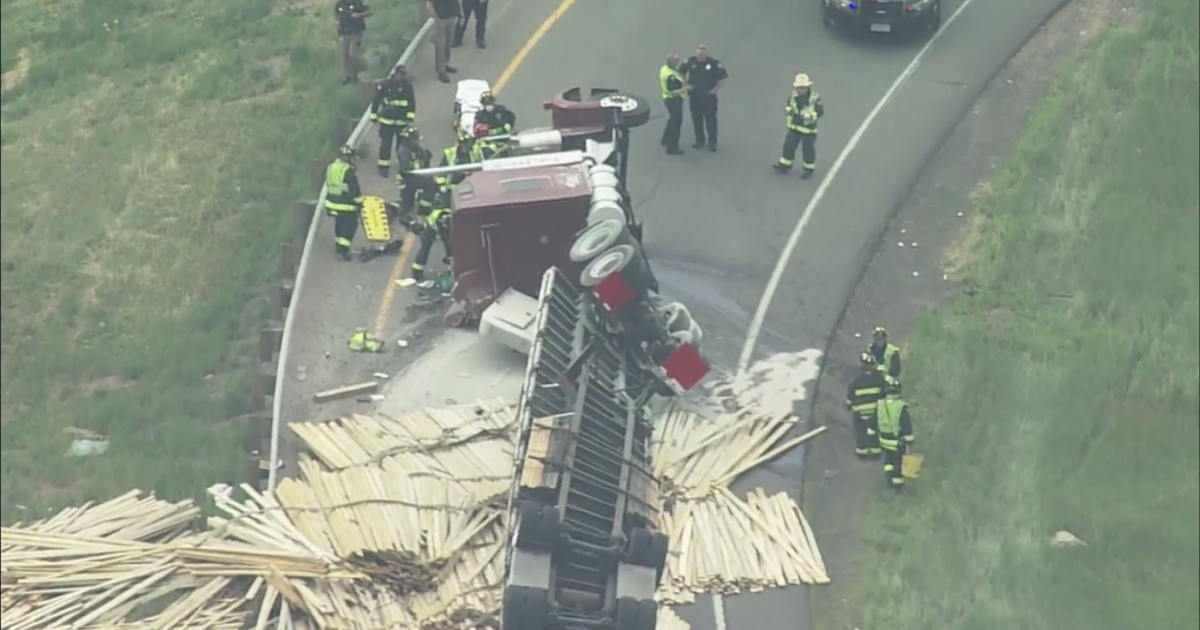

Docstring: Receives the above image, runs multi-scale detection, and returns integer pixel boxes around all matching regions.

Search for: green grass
[0,0,421,523]
[813,0,1200,627]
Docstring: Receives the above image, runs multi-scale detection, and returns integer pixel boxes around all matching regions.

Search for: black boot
[800,169,814,180]
[772,162,791,173]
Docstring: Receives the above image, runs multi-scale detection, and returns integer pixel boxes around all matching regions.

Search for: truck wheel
[502,585,548,630]
[599,93,651,129]
[579,245,652,294]
[589,199,627,225]
[615,597,657,630]
[627,528,669,574]
[630,221,644,243]
[514,500,560,550]
[570,218,632,263]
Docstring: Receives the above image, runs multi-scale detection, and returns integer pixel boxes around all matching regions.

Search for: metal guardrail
[265,18,435,491]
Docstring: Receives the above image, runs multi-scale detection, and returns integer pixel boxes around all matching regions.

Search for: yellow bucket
[360,195,392,243]
[901,452,923,479]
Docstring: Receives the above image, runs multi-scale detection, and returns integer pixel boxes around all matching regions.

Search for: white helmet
[793,73,812,88]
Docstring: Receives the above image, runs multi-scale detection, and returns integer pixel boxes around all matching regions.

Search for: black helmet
[886,379,902,396]
[873,326,888,340]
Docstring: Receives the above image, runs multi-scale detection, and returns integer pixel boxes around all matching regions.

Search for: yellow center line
[371,0,579,338]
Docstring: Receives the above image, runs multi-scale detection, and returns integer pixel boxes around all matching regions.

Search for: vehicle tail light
[593,273,636,313]
[660,343,710,392]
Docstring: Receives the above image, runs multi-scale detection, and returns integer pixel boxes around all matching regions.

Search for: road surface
[280,0,1070,628]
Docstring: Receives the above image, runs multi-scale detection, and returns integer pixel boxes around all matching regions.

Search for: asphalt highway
[280,0,1070,627]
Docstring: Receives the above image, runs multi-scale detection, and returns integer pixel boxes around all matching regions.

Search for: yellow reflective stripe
[852,403,876,412]
[854,387,882,396]
[411,262,425,270]
[383,99,409,106]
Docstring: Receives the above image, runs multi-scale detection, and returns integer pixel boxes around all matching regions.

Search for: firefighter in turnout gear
[370,65,417,176]
[410,185,453,281]
[845,352,890,459]
[395,133,433,215]
[773,73,824,179]
[475,91,516,135]
[325,145,364,261]
[869,326,902,380]
[438,130,475,186]
[876,380,915,490]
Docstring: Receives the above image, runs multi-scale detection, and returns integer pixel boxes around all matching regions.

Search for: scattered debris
[313,381,379,403]
[297,365,308,382]
[957,211,965,217]
[397,278,418,288]
[1051,530,1087,547]
[63,427,109,458]
[370,394,386,402]
[910,242,918,248]
[397,338,410,348]
[912,271,920,277]
[348,329,385,353]
[898,242,905,248]
[374,372,391,380]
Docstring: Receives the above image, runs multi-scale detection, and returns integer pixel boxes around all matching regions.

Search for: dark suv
[821,0,941,35]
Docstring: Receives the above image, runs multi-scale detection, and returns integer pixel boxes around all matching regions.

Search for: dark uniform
[680,51,728,150]
[869,327,902,380]
[476,92,516,135]
[454,0,489,48]
[324,147,363,261]
[370,69,417,173]
[845,354,888,459]
[395,140,433,216]
[876,383,915,490]
[659,60,686,154]
[411,185,453,281]
[335,0,370,83]
[774,75,824,179]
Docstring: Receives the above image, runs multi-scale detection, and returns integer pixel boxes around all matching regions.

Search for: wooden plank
[312,381,378,403]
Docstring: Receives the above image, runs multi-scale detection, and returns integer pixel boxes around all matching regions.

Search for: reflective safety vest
[325,159,358,212]
[875,397,910,450]
[876,343,900,376]
[786,90,821,134]
[659,65,685,100]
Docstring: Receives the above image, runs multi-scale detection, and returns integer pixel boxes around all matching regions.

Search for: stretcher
[359,195,391,243]
[452,79,491,133]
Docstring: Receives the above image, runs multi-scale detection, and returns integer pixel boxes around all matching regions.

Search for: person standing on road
[325,145,364,262]
[773,73,824,179]
[454,0,489,49]
[680,45,727,152]
[869,326,902,380]
[845,353,888,459]
[875,381,915,491]
[659,54,687,155]
[335,0,372,84]
[410,186,453,281]
[428,0,461,83]
[370,65,417,176]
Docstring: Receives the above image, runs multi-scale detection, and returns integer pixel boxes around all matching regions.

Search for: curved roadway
[282,0,1068,628]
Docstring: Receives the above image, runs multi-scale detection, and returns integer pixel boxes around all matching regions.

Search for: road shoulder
[799,0,1146,627]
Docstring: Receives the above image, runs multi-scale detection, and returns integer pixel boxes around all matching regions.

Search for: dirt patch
[1,49,32,93]
[802,0,1147,628]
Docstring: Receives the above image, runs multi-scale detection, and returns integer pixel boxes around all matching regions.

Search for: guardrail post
[295,200,316,239]
[259,326,284,364]
[388,36,413,65]
[310,159,326,194]
[334,117,358,147]
[358,82,380,110]
[260,362,278,398]
[279,243,298,281]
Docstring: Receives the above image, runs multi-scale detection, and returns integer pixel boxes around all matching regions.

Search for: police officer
[659,54,687,155]
[410,185,453,281]
[845,353,889,459]
[680,45,727,152]
[869,326,902,380]
[476,91,516,135]
[335,0,371,83]
[773,73,824,179]
[454,0,489,48]
[875,381,915,491]
[370,65,417,176]
[324,145,363,262]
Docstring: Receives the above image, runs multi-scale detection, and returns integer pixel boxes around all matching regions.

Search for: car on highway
[821,0,941,35]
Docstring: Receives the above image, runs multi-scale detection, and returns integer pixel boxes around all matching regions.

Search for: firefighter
[869,326,902,380]
[410,185,453,281]
[845,352,888,459]
[875,380,915,491]
[773,73,824,179]
[476,91,516,135]
[370,65,417,176]
[324,145,363,262]
[395,130,433,215]
[437,130,474,186]
[659,53,687,155]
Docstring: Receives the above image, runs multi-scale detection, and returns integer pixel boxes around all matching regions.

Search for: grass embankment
[817,0,1199,628]
[0,0,421,522]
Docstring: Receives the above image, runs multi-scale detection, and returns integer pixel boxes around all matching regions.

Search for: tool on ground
[347,328,385,353]
[902,452,923,479]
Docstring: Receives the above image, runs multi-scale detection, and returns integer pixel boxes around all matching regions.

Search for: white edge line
[734,0,979,376]
[267,18,435,491]
[718,2,978,628]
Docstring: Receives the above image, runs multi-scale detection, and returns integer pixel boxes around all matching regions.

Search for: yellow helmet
[860,352,877,367]
[338,144,355,158]
[793,73,812,88]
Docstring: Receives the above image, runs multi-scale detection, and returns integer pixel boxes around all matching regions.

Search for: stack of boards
[0,400,828,630]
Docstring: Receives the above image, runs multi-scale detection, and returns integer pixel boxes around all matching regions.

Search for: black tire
[626,528,651,563]
[598,93,651,129]
[636,599,658,630]
[614,597,641,630]
[630,221,644,243]
[514,500,559,550]
[579,245,652,293]
[501,585,548,630]
[570,218,632,263]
